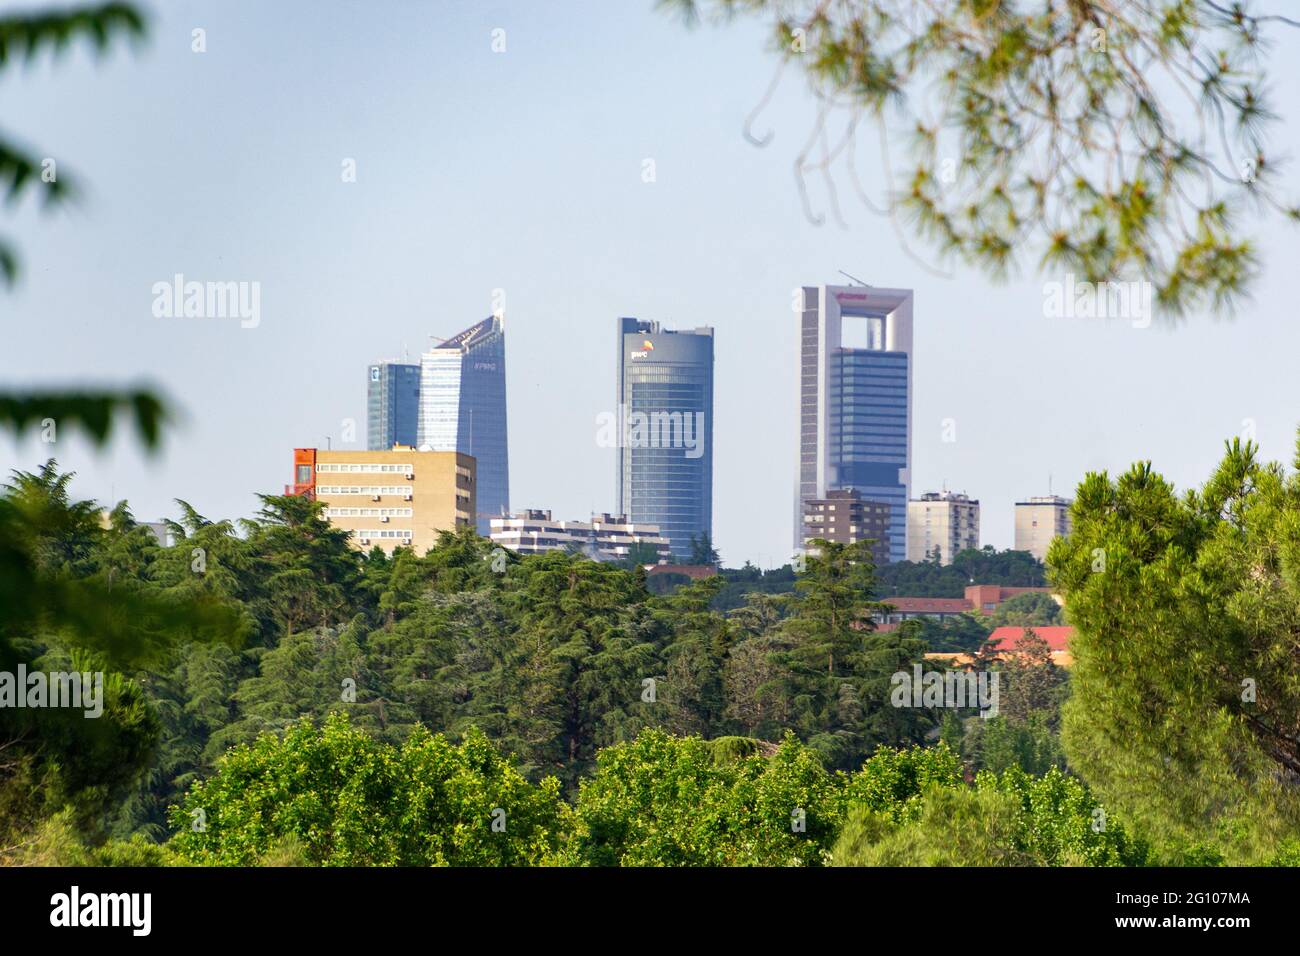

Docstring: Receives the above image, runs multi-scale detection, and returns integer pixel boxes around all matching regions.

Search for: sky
[3,0,1300,568]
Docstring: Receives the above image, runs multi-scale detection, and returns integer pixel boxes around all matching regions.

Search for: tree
[1,462,244,854]
[688,532,720,566]
[623,540,662,569]
[664,0,1300,316]
[1052,435,1300,862]
[168,713,568,866]
[999,629,1067,723]
[833,743,1145,865]
[560,729,841,866]
[833,788,1034,866]
[776,541,932,768]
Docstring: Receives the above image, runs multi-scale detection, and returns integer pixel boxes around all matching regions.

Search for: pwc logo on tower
[630,339,655,359]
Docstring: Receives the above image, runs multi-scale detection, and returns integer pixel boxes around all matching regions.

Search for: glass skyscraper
[796,285,913,563]
[617,317,714,561]
[366,362,421,451]
[417,315,509,535]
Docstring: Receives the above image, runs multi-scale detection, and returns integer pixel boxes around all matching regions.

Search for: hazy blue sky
[4,0,1300,567]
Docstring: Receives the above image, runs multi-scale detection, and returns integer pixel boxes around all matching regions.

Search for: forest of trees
[0,457,1101,866]
[6,440,1300,867]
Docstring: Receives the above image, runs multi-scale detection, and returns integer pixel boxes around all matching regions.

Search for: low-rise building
[287,445,475,554]
[874,584,1056,628]
[925,625,1074,668]
[490,510,671,563]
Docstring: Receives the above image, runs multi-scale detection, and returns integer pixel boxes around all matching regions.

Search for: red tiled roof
[988,625,1073,653]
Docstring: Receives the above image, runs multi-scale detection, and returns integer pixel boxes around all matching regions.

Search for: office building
[800,489,891,567]
[616,317,713,560]
[418,315,509,534]
[287,445,475,555]
[795,284,913,563]
[906,491,980,564]
[367,361,421,451]
[490,510,671,563]
[1014,494,1073,562]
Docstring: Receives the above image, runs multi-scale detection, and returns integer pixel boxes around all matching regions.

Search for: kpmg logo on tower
[595,404,707,459]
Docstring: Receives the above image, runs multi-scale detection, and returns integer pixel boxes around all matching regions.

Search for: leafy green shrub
[168,713,568,866]
[561,729,840,866]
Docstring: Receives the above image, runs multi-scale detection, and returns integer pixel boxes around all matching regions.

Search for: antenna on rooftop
[838,270,871,287]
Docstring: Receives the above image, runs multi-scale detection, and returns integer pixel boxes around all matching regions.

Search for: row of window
[317,463,413,473]
[354,530,413,540]
[325,508,413,518]
[317,486,414,495]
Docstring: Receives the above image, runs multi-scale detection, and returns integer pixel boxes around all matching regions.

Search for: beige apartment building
[906,491,980,565]
[289,445,475,555]
[1014,495,1072,562]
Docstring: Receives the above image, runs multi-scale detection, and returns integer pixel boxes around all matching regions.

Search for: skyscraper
[417,315,509,535]
[795,285,913,563]
[366,361,421,451]
[616,317,714,561]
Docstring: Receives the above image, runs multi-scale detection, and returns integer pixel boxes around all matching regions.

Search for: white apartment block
[906,491,980,564]
[490,510,671,563]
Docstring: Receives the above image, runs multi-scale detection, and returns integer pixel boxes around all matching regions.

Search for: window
[296,465,311,484]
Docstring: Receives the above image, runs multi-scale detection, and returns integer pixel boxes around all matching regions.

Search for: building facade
[875,585,1056,627]
[796,285,913,563]
[1014,495,1073,562]
[366,361,421,451]
[906,491,980,564]
[800,488,891,567]
[489,510,671,563]
[288,446,475,555]
[417,315,508,535]
[616,317,713,561]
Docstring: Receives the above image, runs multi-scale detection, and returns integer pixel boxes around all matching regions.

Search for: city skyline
[5,2,1300,567]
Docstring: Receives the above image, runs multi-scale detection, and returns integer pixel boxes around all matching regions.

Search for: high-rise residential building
[367,361,421,451]
[489,510,671,563]
[417,315,508,535]
[287,445,475,555]
[906,491,980,565]
[795,284,913,563]
[1014,494,1073,562]
[616,317,713,561]
[800,489,891,567]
